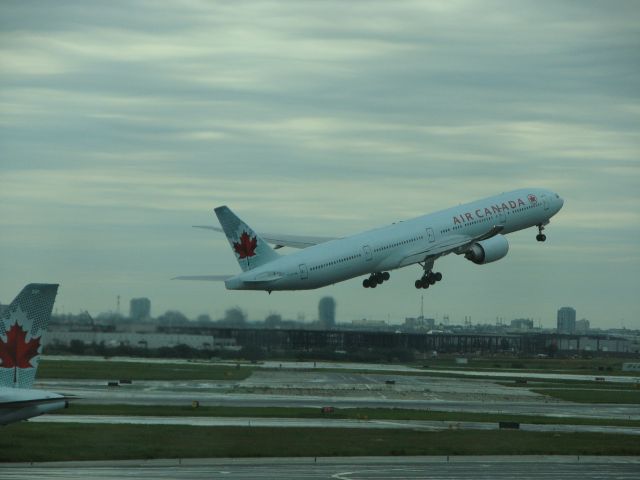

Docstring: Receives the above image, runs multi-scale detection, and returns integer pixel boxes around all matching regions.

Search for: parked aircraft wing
[0,391,70,409]
[0,389,70,425]
[193,225,338,249]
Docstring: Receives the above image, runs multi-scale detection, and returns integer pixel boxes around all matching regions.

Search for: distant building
[576,318,590,333]
[510,318,534,330]
[318,297,336,328]
[557,307,576,333]
[43,331,236,350]
[351,319,387,328]
[130,298,151,321]
[404,317,436,330]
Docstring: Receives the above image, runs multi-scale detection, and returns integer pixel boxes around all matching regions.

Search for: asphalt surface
[30,414,640,436]
[36,368,640,421]
[54,390,640,421]
[3,456,639,479]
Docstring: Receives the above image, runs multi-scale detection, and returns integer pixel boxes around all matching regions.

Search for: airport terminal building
[44,326,639,357]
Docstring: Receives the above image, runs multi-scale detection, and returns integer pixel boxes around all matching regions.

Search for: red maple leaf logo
[528,194,537,203]
[233,231,257,259]
[0,323,40,369]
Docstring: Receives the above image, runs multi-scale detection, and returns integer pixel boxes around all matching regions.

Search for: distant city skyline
[46,294,599,330]
[1,1,638,328]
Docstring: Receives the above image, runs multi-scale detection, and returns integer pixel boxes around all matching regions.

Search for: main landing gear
[536,224,547,242]
[415,260,442,289]
[415,271,442,289]
[363,271,390,288]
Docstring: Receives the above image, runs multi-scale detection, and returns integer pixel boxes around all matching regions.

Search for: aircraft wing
[397,225,505,267]
[193,225,338,249]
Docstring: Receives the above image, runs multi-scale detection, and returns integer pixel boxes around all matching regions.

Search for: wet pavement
[3,456,640,479]
[31,414,640,435]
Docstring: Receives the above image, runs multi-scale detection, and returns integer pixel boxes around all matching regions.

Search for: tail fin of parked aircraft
[0,284,58,389]
[214,206,280,272]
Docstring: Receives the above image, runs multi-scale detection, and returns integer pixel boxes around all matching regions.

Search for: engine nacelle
[465,234,509,264]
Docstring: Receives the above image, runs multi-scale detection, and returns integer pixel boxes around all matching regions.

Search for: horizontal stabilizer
[172,275,232,281]
[193,225,338,249]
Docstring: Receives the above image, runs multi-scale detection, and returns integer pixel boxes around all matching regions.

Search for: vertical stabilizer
[214,206,279,272]
[0,284,58,388]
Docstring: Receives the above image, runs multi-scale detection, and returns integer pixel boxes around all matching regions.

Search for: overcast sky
[1,1,638,328]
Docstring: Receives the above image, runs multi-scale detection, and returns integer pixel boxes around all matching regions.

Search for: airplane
[0,284,69,425]
[175,188,564,292]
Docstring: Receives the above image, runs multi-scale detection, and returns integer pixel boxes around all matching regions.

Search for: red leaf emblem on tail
[233,231,257,259]
[0,323,40,369]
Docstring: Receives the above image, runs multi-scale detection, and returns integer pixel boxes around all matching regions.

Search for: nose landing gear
[363,271,390,288]
[536,224,547,242]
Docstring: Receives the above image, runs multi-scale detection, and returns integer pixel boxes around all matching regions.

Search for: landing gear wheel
[416,260,440,291]
[382,272,390,281]
[363,279,370,288]
[536,224,547,242]
[369,281,377,288]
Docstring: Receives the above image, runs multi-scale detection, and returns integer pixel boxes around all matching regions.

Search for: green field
[418,357,639,376]
[499,380,640,390]
[533,388,640,404]
[54,403,640,428]
[39,357,640,382]
[38,360,253,381]
[3,424,639,462]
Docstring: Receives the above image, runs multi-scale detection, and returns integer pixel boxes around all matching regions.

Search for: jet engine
[464,234,509,264]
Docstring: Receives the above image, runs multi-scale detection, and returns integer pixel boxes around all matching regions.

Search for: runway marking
[332,471,355,479]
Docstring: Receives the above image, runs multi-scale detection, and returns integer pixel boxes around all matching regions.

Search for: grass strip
[417,357,638,374]
[54,404,640,428]
[287,367,639,382]
[533,389,640,404]
[39,358,639,382]
[38,360,252,381]
[2,424,639,462]
[497,381,639,390]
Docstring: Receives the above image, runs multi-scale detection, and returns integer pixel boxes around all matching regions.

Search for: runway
[36,368,640,421]
[2,456,639,479]
[30,414,640,436]
[54,390,640,421]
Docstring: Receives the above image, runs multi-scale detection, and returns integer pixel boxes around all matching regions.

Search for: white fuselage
[225,188,563,291]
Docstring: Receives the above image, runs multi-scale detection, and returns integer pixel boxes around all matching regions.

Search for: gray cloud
[1,0,638,326]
